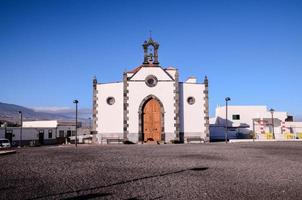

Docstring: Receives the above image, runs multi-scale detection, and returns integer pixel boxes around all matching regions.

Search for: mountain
[0,102,91,125]
[295,115,302,122]
[32,107,92,120]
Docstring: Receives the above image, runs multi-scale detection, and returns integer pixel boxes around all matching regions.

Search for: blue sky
[0,0,301,118]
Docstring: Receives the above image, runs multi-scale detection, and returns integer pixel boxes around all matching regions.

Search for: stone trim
[142,37,160,65]
[92,77,99,144]
[92,77,98,132]
[123,73,129,141]
[173,70,180,141]
[203,76,210,142]
[145,75,158,87]
[138,95,165,143]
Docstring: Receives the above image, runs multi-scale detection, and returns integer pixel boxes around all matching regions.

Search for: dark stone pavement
[0,142,302,200]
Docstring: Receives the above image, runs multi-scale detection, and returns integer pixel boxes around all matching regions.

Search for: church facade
[92,38,209,144]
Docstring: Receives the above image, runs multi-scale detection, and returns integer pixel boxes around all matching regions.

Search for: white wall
[23,120,58,128]
[212,105,288,140]
[284,122,302,134]
[0,127,56,142]
[95,66,208,143]
[96,82,123,138]
[215,106,265,126]
[180,83,206,138]
[21,121,75,138]
[57,125,76,137]
[165,68,177,79]
[127,67,175,143]
[215,106,287,127]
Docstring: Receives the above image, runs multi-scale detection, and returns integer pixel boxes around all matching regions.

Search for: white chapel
[92,37,209,144]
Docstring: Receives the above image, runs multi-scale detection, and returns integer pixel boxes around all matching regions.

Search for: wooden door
[143,99,161,142]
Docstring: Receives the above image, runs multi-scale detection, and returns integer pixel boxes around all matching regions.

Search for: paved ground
[0,142,302,200]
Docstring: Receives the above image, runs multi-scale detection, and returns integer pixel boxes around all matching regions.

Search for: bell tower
[142,37,160,65]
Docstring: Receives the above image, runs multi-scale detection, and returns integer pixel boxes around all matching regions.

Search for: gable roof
[127,65,143,74]
[127,65,175,81]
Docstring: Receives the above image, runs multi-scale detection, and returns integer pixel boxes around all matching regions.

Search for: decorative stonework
[92,76,98,133]
[138,95,165,143]
[92,76,99,144]
[123,72,129,141]
[203,76,210,142]
[174,70,180,141]
[187,96,195,105]
[145,75,158,87]
[142,38,160,65]
[106,97,115,105]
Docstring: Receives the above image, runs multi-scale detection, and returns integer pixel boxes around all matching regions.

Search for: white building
[0,120,76,146]
[283,122,302,139]
[210,105,302,141]
[92,38,209,144]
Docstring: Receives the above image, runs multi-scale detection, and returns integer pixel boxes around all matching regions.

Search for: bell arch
[142,38,160,65]
[138,95,165,143]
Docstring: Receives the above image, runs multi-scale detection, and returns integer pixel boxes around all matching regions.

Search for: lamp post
[73,100,79,147]
[88,117,91,129]
[18,111,23,147]
[269,108,275,139]
[225,97,231,143]
[88,117,92,132]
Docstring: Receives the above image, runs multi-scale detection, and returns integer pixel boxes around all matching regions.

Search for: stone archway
[138,95,165,143]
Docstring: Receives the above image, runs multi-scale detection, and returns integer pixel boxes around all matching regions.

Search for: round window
[187,97,195,105]
[106,97,115,105]
[145,75,158,87]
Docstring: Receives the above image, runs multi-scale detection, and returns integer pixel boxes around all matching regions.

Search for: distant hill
[0,102,91,125]
[295,115,302,122]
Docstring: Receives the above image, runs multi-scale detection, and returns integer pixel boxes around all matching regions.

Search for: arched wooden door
[143,99,162,142]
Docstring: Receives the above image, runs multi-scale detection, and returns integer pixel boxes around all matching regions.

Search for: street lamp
[225,97,231,143]
[73,100,79,147]
[18,111,23,147]
[88,117,94,135]
[88,117,92,132]
[269,108,275,139]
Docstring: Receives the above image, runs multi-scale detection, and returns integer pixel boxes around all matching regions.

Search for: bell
[148,53,153,61]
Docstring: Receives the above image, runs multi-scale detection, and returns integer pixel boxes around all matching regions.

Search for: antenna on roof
[149,30,152,39]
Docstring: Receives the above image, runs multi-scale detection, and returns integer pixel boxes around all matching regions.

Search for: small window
[72,131,76,136]
[145,75,158,87]
[106,97,115,105]
[232,114,240,120]
[187,97,195,105]
[48,130,52,139]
